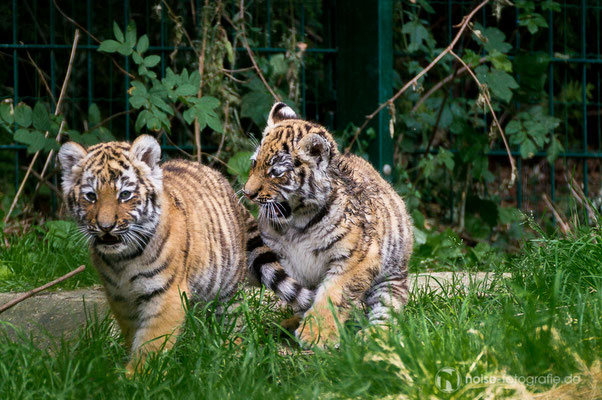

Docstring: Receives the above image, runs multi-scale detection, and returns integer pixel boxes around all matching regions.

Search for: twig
[3,29,80,225]
[566,172,598,224]
[0,265,86,314]
[411,57,487,113]
[239,0,280,102]
[19,166,60,196]
[542,193,571,235]
[449,50,517,187]
[345,0,489,153]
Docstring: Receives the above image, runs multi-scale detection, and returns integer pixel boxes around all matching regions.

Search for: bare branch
[0,265,86,314]
[345,0,490,153]
[449,50,516,187]
[411,57,487,113]
[542,194,572,235]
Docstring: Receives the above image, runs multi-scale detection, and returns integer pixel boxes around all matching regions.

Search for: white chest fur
[262,230,330,288]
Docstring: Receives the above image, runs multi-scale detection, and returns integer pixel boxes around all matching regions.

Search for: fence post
[336,0,394,179]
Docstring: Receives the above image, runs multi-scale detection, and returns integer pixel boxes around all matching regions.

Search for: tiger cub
[243,103,413,346]
[58,135,313,372]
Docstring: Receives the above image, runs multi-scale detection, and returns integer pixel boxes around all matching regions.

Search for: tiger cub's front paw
[295,317,338,348]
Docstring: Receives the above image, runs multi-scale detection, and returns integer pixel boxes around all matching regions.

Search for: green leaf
[414,0,435,13]
[402,20,430,52]
[0,102,14,124]
[269,54,287,77]
[32,102,51,131]
[227,151,253,184]
[125,21,137,48]
[175,84,198,97]
[149,95,173,115]
[135,110,149,132]
[144,55,161,68]
[66,129,83,143]
[117,42,133,56]
[14,104,32,128]
[479,67,518,103]
[206,111,223,133]
[129,95,148,109]
[98,40,121,53]
[130,81,148,96]
[438,149,455,171]
[474,25,512,54]
[520,138,537,159]
[182,108,196,125]
[488,50,513,73]
[519,13,548,34]
[146,116,161,132]
[547,137,564,163]
[14,128,46,153]
[43,138,61,152]
[198,96,219,109]
[113,21,124,42]
[137,34,149,54]
[96,127,115,142]
[88,103,101,126]
[132,51,144,65]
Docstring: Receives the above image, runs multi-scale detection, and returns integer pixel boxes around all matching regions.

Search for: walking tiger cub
[243,103,413,346]
[58,135,313,373]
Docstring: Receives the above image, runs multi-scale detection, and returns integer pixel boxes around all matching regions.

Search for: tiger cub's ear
[58,142,87,193]
[58,142,87,176]
[267,102,299,127]
[298,133,331,168]
[131,135,161,168]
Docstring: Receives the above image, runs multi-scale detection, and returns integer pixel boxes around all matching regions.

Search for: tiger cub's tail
[241,208,314,312]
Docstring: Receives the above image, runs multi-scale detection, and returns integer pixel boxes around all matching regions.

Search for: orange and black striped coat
[58,135,312,373]
[243,103,413,346]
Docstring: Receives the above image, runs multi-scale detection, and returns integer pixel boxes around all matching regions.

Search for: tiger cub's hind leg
[363,271,409,325]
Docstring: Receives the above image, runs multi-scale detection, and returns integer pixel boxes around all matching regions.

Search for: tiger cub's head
[58,135,163,256]
[244,102,339,222]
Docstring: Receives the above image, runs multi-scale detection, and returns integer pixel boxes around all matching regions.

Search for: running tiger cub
[243,103,413,346]
[58,135,313,373]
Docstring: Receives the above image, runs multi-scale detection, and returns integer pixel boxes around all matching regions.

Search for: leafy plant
[98,21,222,136]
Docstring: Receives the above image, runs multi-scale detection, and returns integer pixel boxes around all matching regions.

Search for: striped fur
[58,135,311,373]
[244,103,414,346]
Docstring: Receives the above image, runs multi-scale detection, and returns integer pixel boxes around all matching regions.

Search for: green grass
[0,221,96,292]
[0,227,600,398]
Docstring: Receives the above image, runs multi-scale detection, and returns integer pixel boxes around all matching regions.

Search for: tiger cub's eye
[84,192,97,202]
[119,191,133,201]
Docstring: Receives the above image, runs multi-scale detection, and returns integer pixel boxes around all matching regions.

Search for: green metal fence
[1,0,601,217]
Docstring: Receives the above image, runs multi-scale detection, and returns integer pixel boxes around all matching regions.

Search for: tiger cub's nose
[98,221,116,232]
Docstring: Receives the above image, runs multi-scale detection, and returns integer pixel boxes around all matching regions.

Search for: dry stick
[542,193,572,235]
[411,57,487,113]
[448,50,517,187]
[19,166,61,196]
[239,0,280,102]
[566,172,598,223]
[3,30,80,225]
[345,0,490,153]
[0,265,86,315]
